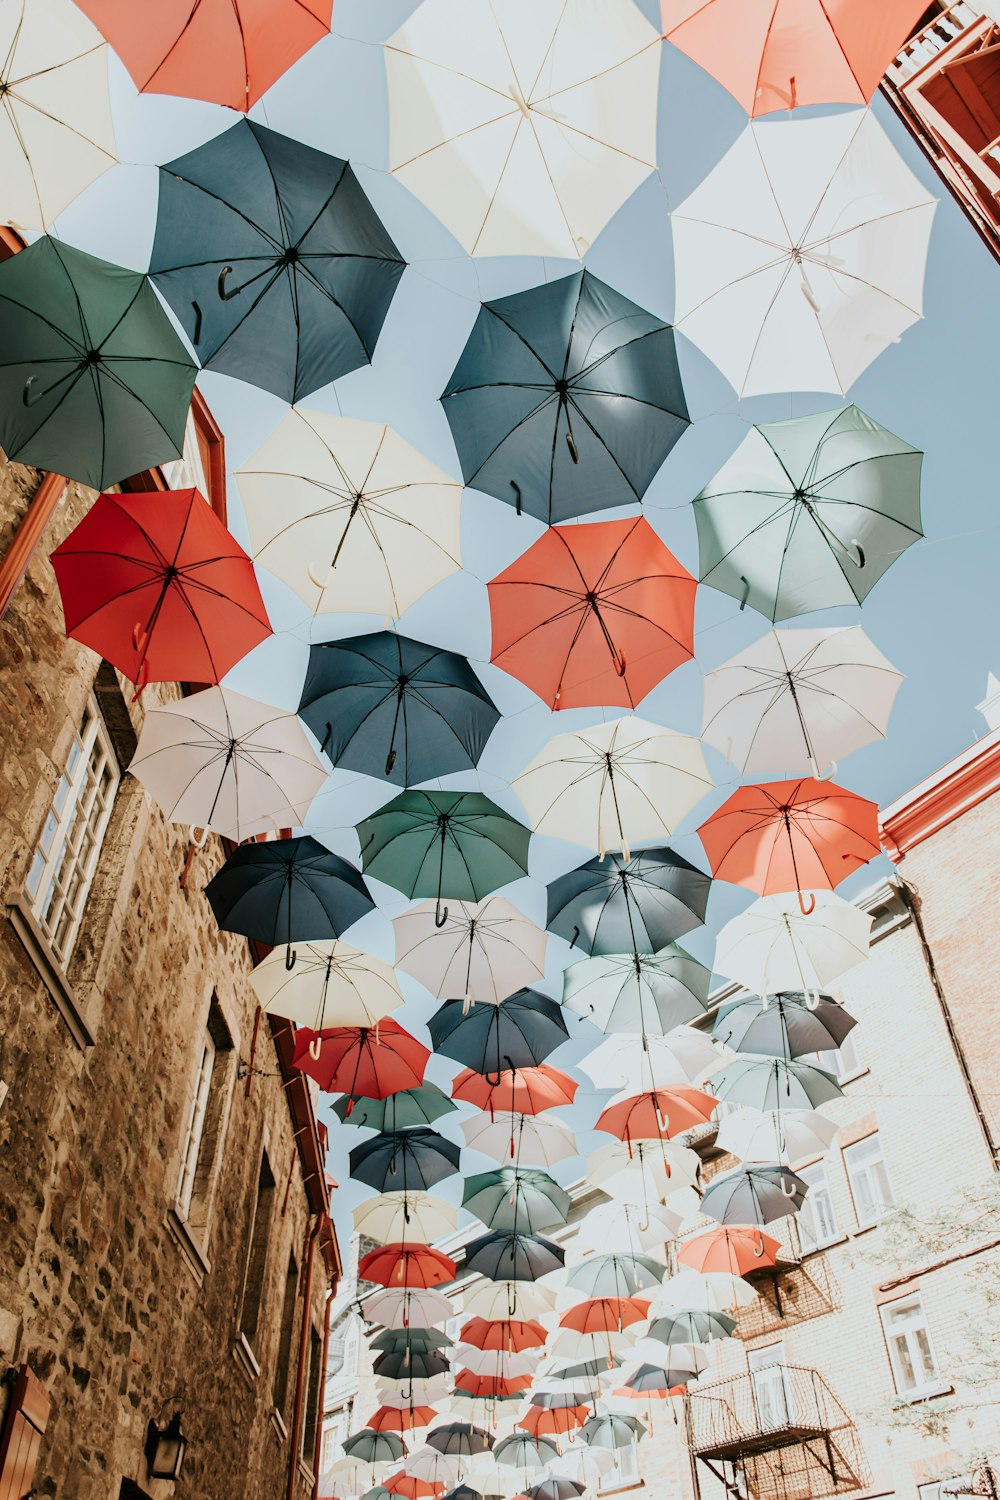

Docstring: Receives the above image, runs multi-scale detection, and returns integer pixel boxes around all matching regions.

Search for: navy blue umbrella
[546,847,711,956]
[441,269,689,524]
[427,990,568,1076]
[299,631,500,787]
[464,1230,565,1282]
[349,1128,462,1194]
[149,120,405,402]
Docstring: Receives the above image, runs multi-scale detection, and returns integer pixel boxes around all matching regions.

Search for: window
[302,1326,323,1465]
[239,1152,276,1349]
[175,999,234,1236]
[177,1034,215,1220]
[273,1254,299,1414]
[796,1161,839,1250]
[918,1485,944,1500]
[809,1029,861,1082]
[26,697,119,964]
[599,1438,640,1491]
[845,1133,895,1227]
[748,1343,790,1430]
[881,1296,942,1397]
[320,1421,340,1474]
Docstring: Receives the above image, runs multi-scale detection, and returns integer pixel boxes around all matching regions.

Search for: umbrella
[336,1086,457,1134]
[428,991,568,1075]
[453,1372,532,1400]
[587,1141,700,1209]
[0,0,116,231]
[579,1415,644,1451]
[559,1299,649,1336]
[293,1021,430,1099]
[359,792,531,927]
[385,1472,444,1498]
[462,1281,554,1323]
[51,487,271,695]
[562,948,709,1036]
[354,1194,458,1245]
[254,940,403,1034]
[712,992,857,1059]
[370,1407,440,1435]
[443,1488,493,1500]
[452,1067,578,1117]
[574,1203,682,1258]
[371,1329,453,1356]
[678,1227,782,1277]
[524,1482,585,1500]
[542,1358,622,1387]
[0,236,196,489]
[376,1384,450,1408]
[645,1309,736,1346]
[488,518,695,711]
[74,0,332,109]
[514,719,712,859]
[546,847,711,955]
[463,1169,570,1235]
[493,1436,558,1473]
[671,111,937,396]
[708,1057,842,1112]
[701,1165,809,1226]
[323,1456,382,1496]
[453,1347,540,1380]
[622,1352,704,1391]
[443,272,687,526]
[596,1087,717,1144]
[577,1029,720,1092]
[385,0,659,258]
[714,890,872,995]
[461,1113,578,1170]
[360,1244,453,1296]
[350,1130,462,1195]
[701,626,904,778]
[693,407,924,622]
[405,1451,461,1488]
[715,1107,840,1166]
[373,1347,453,1377]
[300,632,499,787]
[662,0,927,115]
[345,1433,408,1466]
[205,836,374,967]
[427,1426,494,1460]
[565,1255,664,1300]
[363,1288,455,1331]
[150,121,404,402]
[696,778,880,908]
[465,1232,565,1284]
[659,1269,758,1313]
[460,1319,548,1353]
[238,409,463,621]
[549,1447,614,1488]
[393,898,547,1007]
[128,686,325,841]
[517,1405,587,1440]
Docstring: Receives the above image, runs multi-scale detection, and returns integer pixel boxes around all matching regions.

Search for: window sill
[7,895,94,1050]
[599,1483,645,1496]
[851,1220,883,1238]
[165,1207,211,1285]
[838,1066,870,1087]
[234,1332,261,1386]
[899,1381,954,1405]
[270,1408,288,1444]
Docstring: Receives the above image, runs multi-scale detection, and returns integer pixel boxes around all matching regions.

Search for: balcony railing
[887,2,981,83]
[687,1365,850,1459]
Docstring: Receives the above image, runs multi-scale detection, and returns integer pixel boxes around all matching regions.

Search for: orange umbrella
[75,0,333,111]
[370,1406,439,1434]
[386,1474,444,1499]
[488,517,696,711]
[518,1404,588,1439]
[461,1317,548,1352]
[559,1298,650,1335]
[696,777,880,913]
[454,1371,533,1398]
[358,1244,457,1289]
[661,0,927,117]
[596,1088,718,1144]
[452,1065,579,1116]
[678,1226,782,1277]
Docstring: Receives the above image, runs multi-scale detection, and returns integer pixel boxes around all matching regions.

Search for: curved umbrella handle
[510,480,522,516]
[188,824,209,849]
[308,1035,322,1061]
[319,722,334,757]
[385,749,398,777]
[850,538,866,569]
[286,944,298,971]
[132,622,149,654]
[22,375,44,408]
[797,891,816,916]
[780,1174,797,1199]
[739,576,750,612]
[435,899,449,928]
[218,265,240,300]
[614,653,627,678]
[818,759,838,783]
[307,561,335,592]
[565,429,579,464]
[483,1070,502,1088]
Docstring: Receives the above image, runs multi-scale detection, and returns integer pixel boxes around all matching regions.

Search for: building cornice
[879,728,1000,861]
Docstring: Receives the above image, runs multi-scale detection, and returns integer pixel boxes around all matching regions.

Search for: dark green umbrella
[371,1328,452,1355]
[427,1424,494,1458]
[712,992,856,1060]
[463,1168,571,1235]
[646,1309,736,1346]
[349,1128,461,1194]
[0,237,197,490]
[546,847,711,956]
[358,791,531,927]
[464,1231,565,1283]
[344,1431,407,1464]
[332,1083,457,1132]
[427,990,568,1075]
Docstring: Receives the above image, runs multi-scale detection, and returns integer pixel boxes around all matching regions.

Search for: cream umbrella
[377,1383,452,1408]
[512,718,712,859]
[672,109,937,396]
[547,1330,636,1361]
[251,939,403,1032]
[654,1269,757,1312]
[393,896,548,1006]
[462,1280,555,1322]
[715,1107,840,1167]
[548,1445,614,1488]
[385,0,660,259]
[322,1456,381,1495]
[453,1346,541,1379]
[587,1141,700,1203]
[462,1112,578,1169]
[237,410,463,622]
[363,1287,456,1330]
[354,1192,459,1244]
[574,1201,683,1256]
[714,889,873,995]
[405,1449,462,1487]
[578,1031,722,1094]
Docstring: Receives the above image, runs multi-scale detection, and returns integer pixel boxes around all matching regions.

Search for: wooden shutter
[0,1366,50,1500]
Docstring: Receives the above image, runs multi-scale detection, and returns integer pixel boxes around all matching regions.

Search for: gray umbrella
[701,1164,809,1226]
[708,1057,842,1111]
[427,1424,494,1458]
[646,1309,736,1346]
[712,991,856,1059]
[344,1431,407,1464]
[579,1414,646,1451]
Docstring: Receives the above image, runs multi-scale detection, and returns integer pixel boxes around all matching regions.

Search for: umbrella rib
[157,172,284,254]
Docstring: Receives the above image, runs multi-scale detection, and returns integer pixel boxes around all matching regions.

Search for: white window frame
[796,1160,839,1251]
[881,1295,943,1399]
[844,1132,895,1227]
[748,1343,790,1431]
[176,1031,217,1220]
[809,1029,862,1082]
[25,696,119,965]
[599,1437,641,1492]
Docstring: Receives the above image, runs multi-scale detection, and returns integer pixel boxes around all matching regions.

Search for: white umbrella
[654,1269,757,1313]
[462,1280,555,1322]
[377,1384,452,1408]
[715,1107,840,1167]
[574,1201,683,1256]
[549,1444,614,1487]
[393,896,548,1005]
[462,1112,578,1169]
[715,889,873,995]
[513,718,712,859]
[563,948,709,1037]
[547,1329,636,1360]
[362,1287,455,1330]
[672,109,937,396]
[587,1141,700,1203]
[237,410,463,622]
[322,1456,379,1495]
[128,685,327,842]
[453,1346,540,1379]
[385,0,660,259]
[701,626,904,780]
[354,1192,458,1244]
[405,1449,462,1486]
[251,939,403,1031]
[577,1028,721,1091]
[0,0,117,231]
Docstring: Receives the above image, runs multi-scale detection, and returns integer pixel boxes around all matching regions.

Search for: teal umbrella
[646,1309,736,1346]
[463,1168,570,1235]
[565,1253,665,1299]
[344,1431,407,1464]
[358,791,531,926]
[0,237,197,489]
[332,1083,457,1132]
[370,1329,453,1355]
[694,405,923,621]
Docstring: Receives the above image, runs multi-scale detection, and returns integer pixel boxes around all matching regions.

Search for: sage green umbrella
[707,1057,842,1111]
[0,236,197,489]
[358,791,531,927]
[694,405,923,622]
[333,1083,457,1132]
[463,1168,571,1235]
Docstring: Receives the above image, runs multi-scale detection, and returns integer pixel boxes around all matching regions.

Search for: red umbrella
[454,1371,532,1398]
[596,1088,718,1144]
[678,1226,781,1277]
[460,1317,548,1352]
[370,1406,438,1434]
[452,1065,578,1116]
[358,1243,457,1289]
[488,517,696,711]
[517,1404,588,1439]
[50,488,271,695]
[292,1020,430,1100]
[74,0,333,111]
[559,1298,650,1335]
[386,1474,444,1499]
[697,777,880,913]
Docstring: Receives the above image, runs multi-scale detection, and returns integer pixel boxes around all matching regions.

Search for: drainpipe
[287,1214,323,1500]
[312,1280,335,1496]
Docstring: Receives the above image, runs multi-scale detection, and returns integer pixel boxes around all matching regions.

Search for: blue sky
[52,0,1000,1242]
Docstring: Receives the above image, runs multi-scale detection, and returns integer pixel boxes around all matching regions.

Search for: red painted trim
[880,731,1000,860]
[313,1286,335,1497]
[288,1216,321,1500]
[0,472,67,621]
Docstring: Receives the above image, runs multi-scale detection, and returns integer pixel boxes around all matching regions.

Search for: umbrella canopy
[697,778,880,904]
[428,991,568,1075]
[454,1372,533,1400]
[373,1345,454,1376]
[128,687,325,842]
[672,111,936,396]
[453,1346,540,1380]
[646,1309,736,1346]
[524,1481,585,1500]
[405,1450,462,1488]
[465,1232,565,1283]
[427,1426,494,1459]
[693,407,924,622]
[385,0,659,258]
[712,992,856,1059]
[253,940,403,1034]
[517,1405,588,1440]
[444,272,687,525]
[205,836,374,964]
[462,1112,578,1169]
[623,1350,705,1390]
[460,1319,548,1353]
[596,1087,717,1143]
[463,1169,571,1235]
[493,1435,558,1473]
[514,719,712,859]
[350,1129,462,1194]
[579,1415,644,1452]
[370,1407,440,1434]
[74,0,332,109]
[659,1269,758,1313]
[574,1202,682,1258]
[371,1328,453,1356]
[488,518,695,710]
[150,121,403,402]
[385,1471,445,1498]
[587,1141,700,1207]
[662,0,927,115]
[550,1447,614,1488]
[300,632,498,787]
[336,1085,457,1134]
[714,889,873,995]
[452,1066,577,1117]
[547,847,711,956]
[322,1455,382,1496]
[364,1287,455,1331]
[442,1488,492,1500]
[293,1020,430,1100]
[565,1255,665,1300]
[563,948,709,1036]
[238,410,463,622]
[462,1281,555,1323]
[0,236,196,489]
[577,1028,721,1092]
[715,1107,840,1166]
[678,1227,782,1277]
[559,1299,649,1336]
[394,898,547,1007]
[344,1431,408,1465]
[701,1165,809,1226]
[701,626,904,779]
[708,1057,842,1112]
[0,0,116,231]
[359,792,531,926]
[51,489,270,694]
[354,1194,458,1245]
